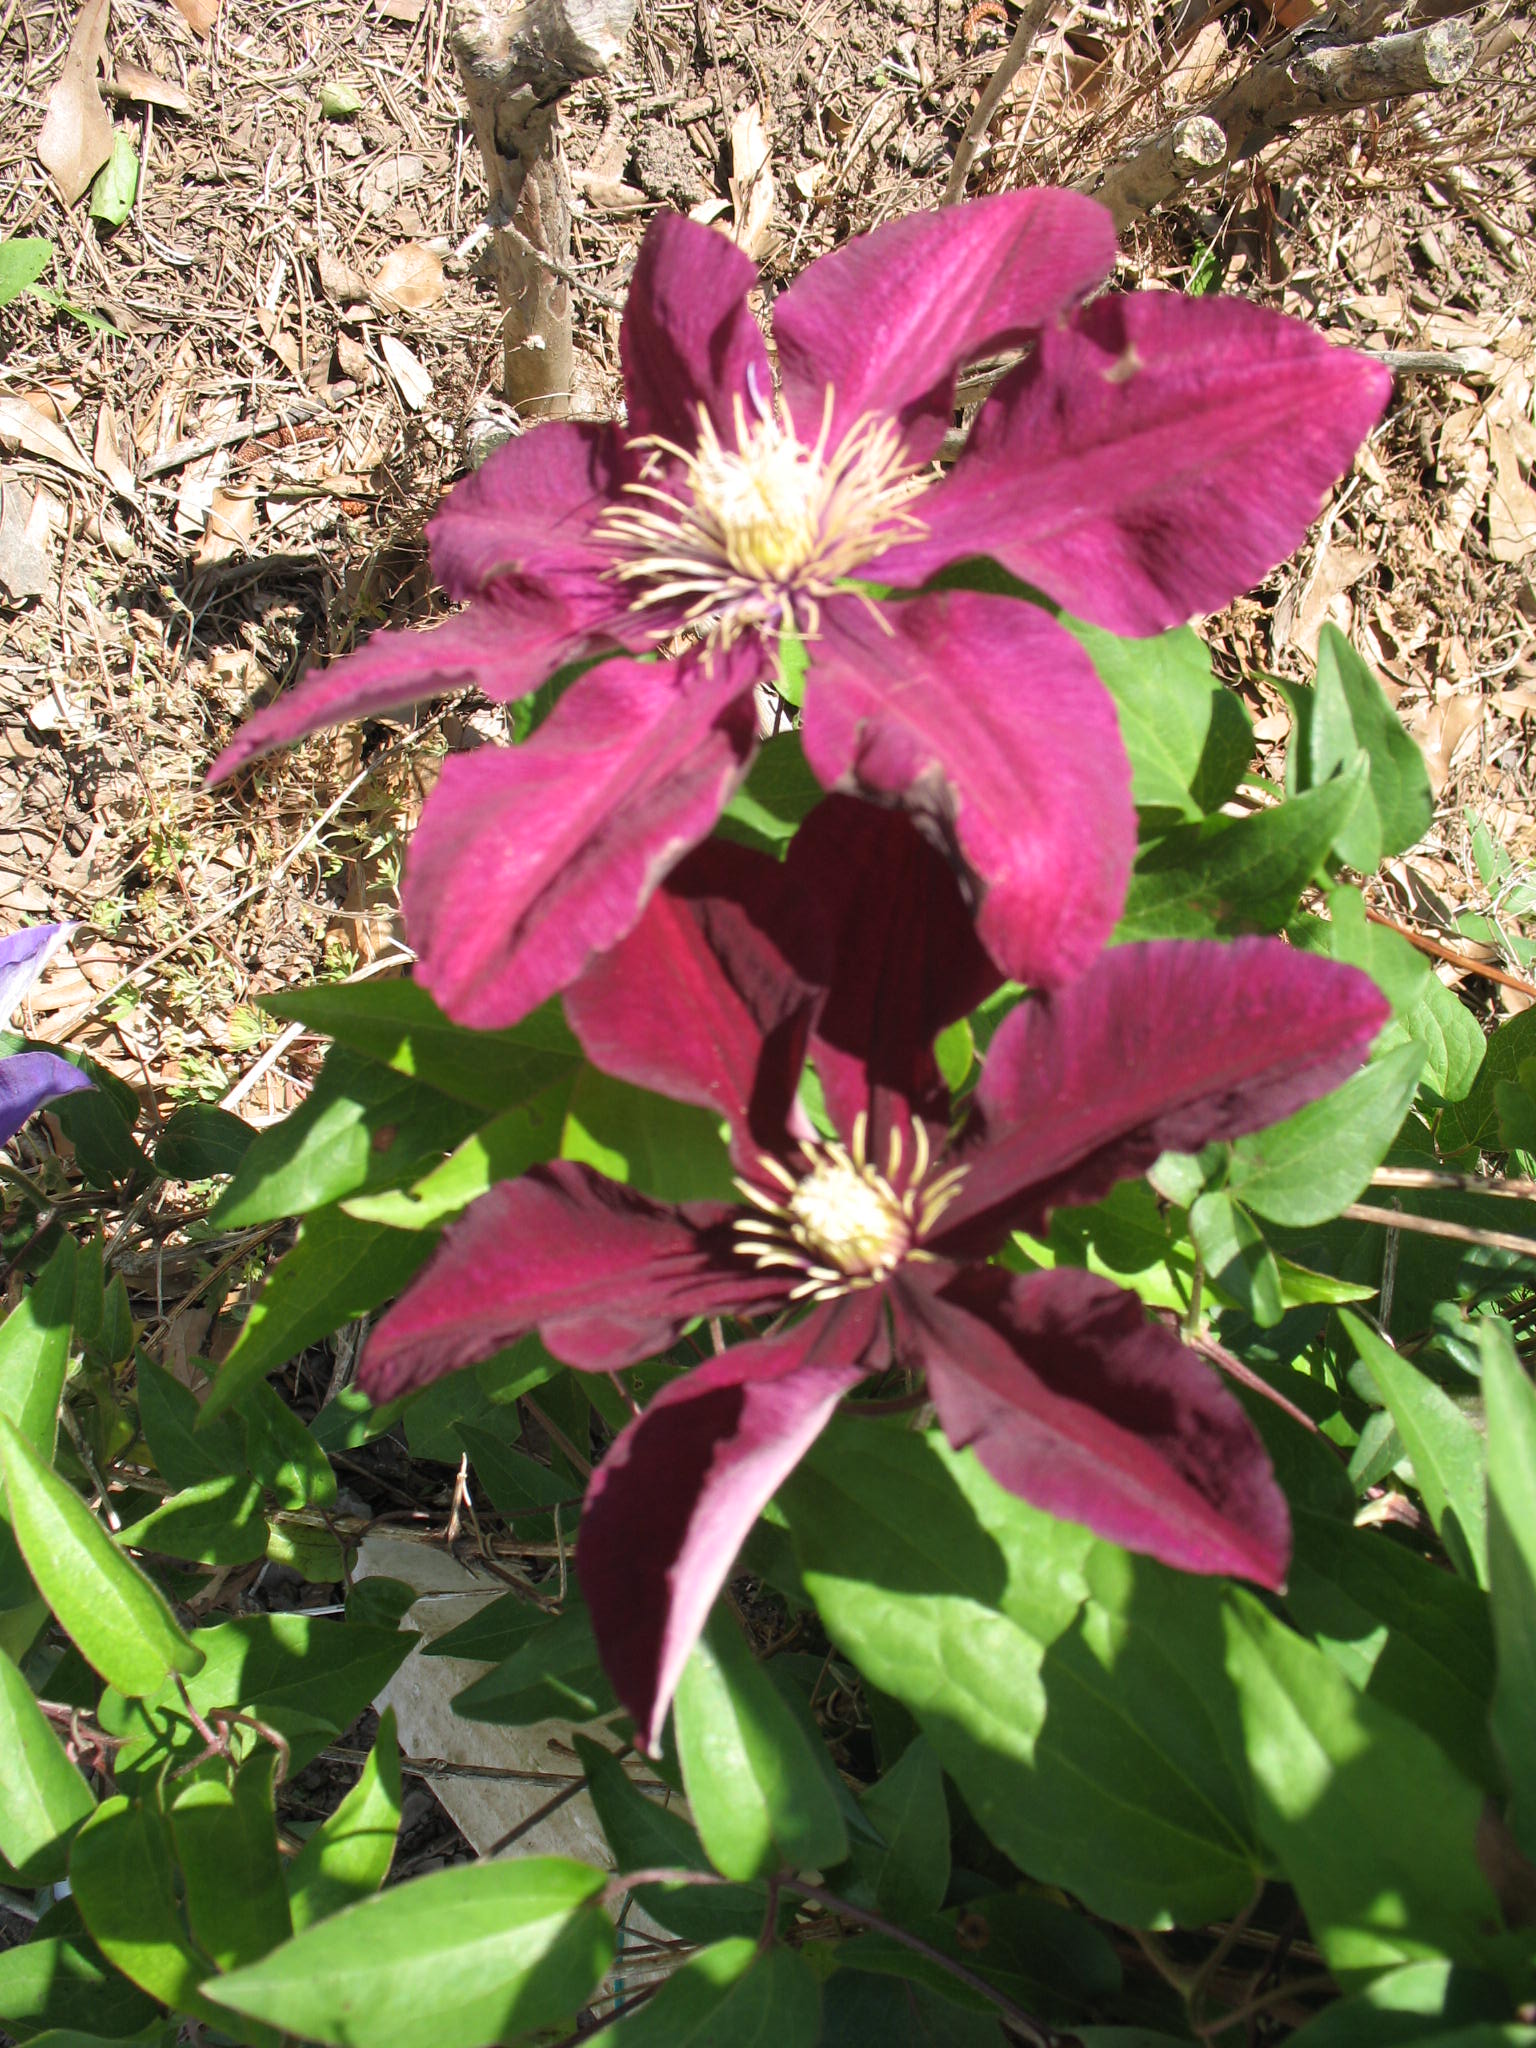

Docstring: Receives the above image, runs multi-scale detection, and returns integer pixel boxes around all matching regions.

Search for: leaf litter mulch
[0,0,1533,1882]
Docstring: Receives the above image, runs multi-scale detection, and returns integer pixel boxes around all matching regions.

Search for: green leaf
[0,1901,163,2039]
[425,1587,557,1663]
[674,1609,849,1881]
[574,1733,767,1943]
[204,1857,615,2048]
[1480,1319,1536,1857]
[69,1796,213,2010]
[457,1421,568,1536]
[134,1351,245,1490]
[0,1645,94,1881]
[782,1426,1263,1925]
[116,1474,267,1566]
[344,1077,574,1229]
[27,283,123,336]
[1299,885,1430,1016]
[1223,1588,1500,1982]
[287,1708,403,1931]
[88,135,139,225]
[239,1379,337,1510]
[264,1515,345,1582]
[1287,1960,1519,2048]
[819,1969,1002,2047]
[719,731,823,851]
[1342,1312,1488,1585]
[0,1036,146,1188]
[1065,618,1250,822]
[97,1612,412,1786]
[449,1598,615,1724]
[261,983,582,1114]
[1227,1041,1425,1227]
[1114,764,1367,942]
[152,1102,256,1180]
[0,236,54,306]
[1310,625,1434,871]
[0,1415,202,1696]
[1189,1191,1283,1326]
[587,1938,821,2045]
[319,80,363,116]
[170,1754,292,1970]
[204,1210,434,1422]
[562,1066,736,1202]
[1396,973,1486,1105]
[838,1737,950,1925]
[1439,1007,1536,1154]
[0,1234,77,1458]
[212,1048,482,1226]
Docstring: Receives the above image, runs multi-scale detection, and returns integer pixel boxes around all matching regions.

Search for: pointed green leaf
[134,1351,244,1490]
[287,1708,403,1931]
[170,1755,292,1970]
[345,1077,574,1229]
[587,1938,821,2045]
[69,1796,211,2009]
[1342,1312,1488,1585]
[1311,625,1434,871]
[1439,1007,1536,1155]
[1227,1040,1425,1227]
[1066,618,1249,822]
[152,1101,257,1180]
[1480,1319,1536,1857]
[843,1737,950,1926]
[562,1066,736,1202]
[0,1645,94,1881]
[116,1474,267,1566]
[0,1235,77,1458]
[0,1415,202,1695]
[204,1857,615,2048]
[0,236,54,306]
[674,1610,849,1881]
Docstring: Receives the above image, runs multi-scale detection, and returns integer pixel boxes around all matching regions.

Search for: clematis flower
[361,799,1387,1751]
[0,924,94,1148]
[210,194,1390,1031]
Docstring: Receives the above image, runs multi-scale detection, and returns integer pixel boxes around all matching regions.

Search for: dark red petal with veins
[781,797,1000,1160]
[900,1266,1290,1587]
[876,292,1392,633]
[361,1161,790,1399]
[621,213,772,447]
[804,592,1133,992]
[935,938,1387,1254]
[579,1294,881,1752]
[772,189,1115,466]
[404,648,762,1030]
[565,838,817,1167]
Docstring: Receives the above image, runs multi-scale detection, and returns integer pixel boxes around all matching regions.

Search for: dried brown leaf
[194,488,256,566]
[107,60,191,113]
[379,333,432,410]
[171,0,220,37]
[0,393,98,484]
[36,0,114,206]
[370,241,445,310]
[1488,424,1536,565]
[92,401,137,500]
[728,102,775,261]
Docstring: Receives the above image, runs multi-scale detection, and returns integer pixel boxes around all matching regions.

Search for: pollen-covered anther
[733,1116,967,1303]
[598,385,928,645]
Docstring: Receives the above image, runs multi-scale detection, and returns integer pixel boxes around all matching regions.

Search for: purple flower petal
[783,797,1000,1159]
[0,1050,94,1150]
[208,609,597,784]
[902,1266,1290,1587]
[405,648,762,1030]
[361,1161,791,1399]
[936,939,1387,1253]
[772,189,1115,465]
[426,418,637,609]
[578,1297,878,1752]
[0,923,76,1023]
[804,591,1134,990]
[621,214,772,447]
[564,838,817,1167]
[878,293,1392,634]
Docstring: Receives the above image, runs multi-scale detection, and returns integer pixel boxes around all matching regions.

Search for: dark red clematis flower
[361,799,1388,1752]
[210,195,1389,1030]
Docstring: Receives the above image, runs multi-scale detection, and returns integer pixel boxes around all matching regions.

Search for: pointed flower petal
[0,1050,94,1149]
[405,649,761,1030]
[773,189,1116,464]
[804,592,1134,989]
[362,1161,789,1399]
[880,292,1392,633]
[904,1267,1290,1587]
[937,938,1387,1252]
[621,214,772,447]
[578,1297,877,1752]
[0,923,76,1024]
[565,838,816,1165]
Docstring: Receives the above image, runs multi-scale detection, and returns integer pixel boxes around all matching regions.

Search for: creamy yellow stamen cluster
[734,1114,967,1303]
[600,387,927,646]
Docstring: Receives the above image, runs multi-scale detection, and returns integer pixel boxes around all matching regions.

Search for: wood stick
[943,0,1057,205]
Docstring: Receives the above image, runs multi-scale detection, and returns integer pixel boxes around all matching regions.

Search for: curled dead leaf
[36,0,114,206]
[728,102,775,261]
[379,333,432,410]
[105,60,191,113]
[171,0,221,36]
[370,241,445,311]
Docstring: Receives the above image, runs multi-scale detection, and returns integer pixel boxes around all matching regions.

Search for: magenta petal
[404,649,762,1029]
[937,938,1387,1251]
[804,592,1134,989]
[621,214,772,446]
[0,1050,94,1149]
[772,190,1115,464]
[880,292,1392,632]
[361,1161,790,1399]
[782,797,1000,1158]
[209,609,591,783]
[427,418,634,609]
[903,1267,1290,1587]
[578,1298,877,1751]
[565,838,816,1165]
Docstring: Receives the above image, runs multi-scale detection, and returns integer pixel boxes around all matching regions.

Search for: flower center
[733,1114,967,1304]
[599,385,927,646]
